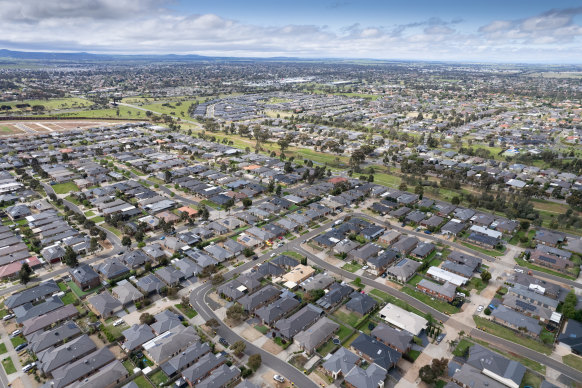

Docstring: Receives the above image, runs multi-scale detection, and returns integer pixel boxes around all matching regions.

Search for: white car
[362,265,369,270]
[113,319,125,327]
[22,362,36,373]
[514,268,524,273]
[10,329,22,338]
[477,305,484,313]
[273,375,285,383]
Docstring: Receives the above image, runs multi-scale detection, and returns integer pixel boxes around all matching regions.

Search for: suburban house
[416,279,457,302]
[371,324,413,353]
[466,344,526,388]
[385,258,421,282]
[294,317,339,355]
[69,263,100,291]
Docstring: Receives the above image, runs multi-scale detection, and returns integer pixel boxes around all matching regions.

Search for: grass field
[473,316,551,355]
[0,343,7,355]
[56,105,144,119]
[52,182,79,194]
[563,354,582,372]
[0,125,20,134]
[0,98,93,114]
[103,224,122,237]
[1,357,16,374]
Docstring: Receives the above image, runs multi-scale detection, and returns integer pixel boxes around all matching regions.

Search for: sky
[1,0,582,63]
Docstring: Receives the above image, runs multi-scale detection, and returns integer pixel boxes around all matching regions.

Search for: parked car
[15,343,28,351]
[436,334,445,344]
[113,319,125,327]
[252,255,259,260]
[10,329,21,338]
[424,230,432,234]
[477,305,484,312]
[22,362,36,373]
[219,337,229,347]
[2,313,15,321]
[273,375,285,383]
[362,265,369,270]
[381,273,387,278]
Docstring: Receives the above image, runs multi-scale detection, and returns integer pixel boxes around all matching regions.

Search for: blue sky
[1,0,582,63]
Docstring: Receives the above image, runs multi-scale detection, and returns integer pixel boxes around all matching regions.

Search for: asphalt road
[189,219,339,388]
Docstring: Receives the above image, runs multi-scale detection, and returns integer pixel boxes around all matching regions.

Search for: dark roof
[350,333,401,370]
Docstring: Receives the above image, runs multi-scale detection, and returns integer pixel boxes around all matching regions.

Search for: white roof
[470,225,502,239]
[426,266,469,286]
[378,303,427,336]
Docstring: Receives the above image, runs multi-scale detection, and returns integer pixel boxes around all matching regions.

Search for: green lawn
[67,281,100,297]
[132,375,154,388]
[105,323,129,341]
[317,339,337,356]
[1,357,16,374]
[52,182,79,194]
[103,224,122,237]
[519,370,541,388]
[0,343,7,355]
[452,339,473,357]
[64,195,81,205]
[332,309,361,328]
[175,304,198,319]
[406,349,421,362]
[0,97,93,113]
[55,105,144,119]
[10,336,26,348]
[61,291,77,305]
[57,281,68,292]
[465,277,487,294]
[473,316,551,355]
[91,216,105,223]
[281,251,304,260]
[85,211,95,217]
[254,325,269,335]
[563,354,582,372]
[342,263,362,273]
[337,325,353,341]
[460,242,505,257]
[368,289,428,319]
[401,287,459,315]
[407,274,423,286]
[123,359,135,374]
[149,370,168,386]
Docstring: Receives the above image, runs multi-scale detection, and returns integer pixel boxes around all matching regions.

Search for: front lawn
[274,336,291,349]
[91,216,105,223]
[519,370,541,388]
[473,316,551,355]
[85,211,95,217]
[563,354,582,372]
[465,277,487,294]
[401,287,459,315]
[281,251,304,260]
[1,357,16,374]
[0,343,7,355]
[52,182,79,194]
[317,339,337,356]
[515,256,577,280]
[452,339,472,357]
[175,304,197,319]
[460,242,505,257]
[10,336,26,348]
[254,325,269,335]
[64,195,81,205]
[67,281,100,298]
[368,289,428,319]
[342,263,362,273]
[405,349,421,362]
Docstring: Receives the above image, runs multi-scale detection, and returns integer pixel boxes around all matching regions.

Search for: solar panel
[515,299,536,312]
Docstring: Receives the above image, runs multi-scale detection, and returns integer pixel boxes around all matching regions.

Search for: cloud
[0,2,580,63]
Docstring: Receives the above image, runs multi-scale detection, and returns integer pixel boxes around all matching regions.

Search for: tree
[399,182,408,191]
[89,237,99,253]
[63,246,78,267]
[480,270,492,283]
[99,230,107,241]
[349,148,366,172]
[231,340,246,357]
[451,196,460,205]
[223,199,235,213]
[242,247,255,257]
[19,263,32,284]
[275,185,282,196]
[419,365,436,384]
[226,303,245,323]
[520,221,530,231]
[206,318,219,327]
[247,354,262,371]
[242,197,252,208]
[563,290,578,318]
[211,274,224,285]
[140,313,155,325]
[304,289,325,303]
[121,235,132,247]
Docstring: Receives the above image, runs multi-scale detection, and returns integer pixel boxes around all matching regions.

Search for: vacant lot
[52,182,79,194]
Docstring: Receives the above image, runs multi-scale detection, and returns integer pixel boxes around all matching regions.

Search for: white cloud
[0,2,580,62]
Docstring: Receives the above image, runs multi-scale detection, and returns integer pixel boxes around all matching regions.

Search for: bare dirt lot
[261,339,282,355]
[0,120,134,137]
